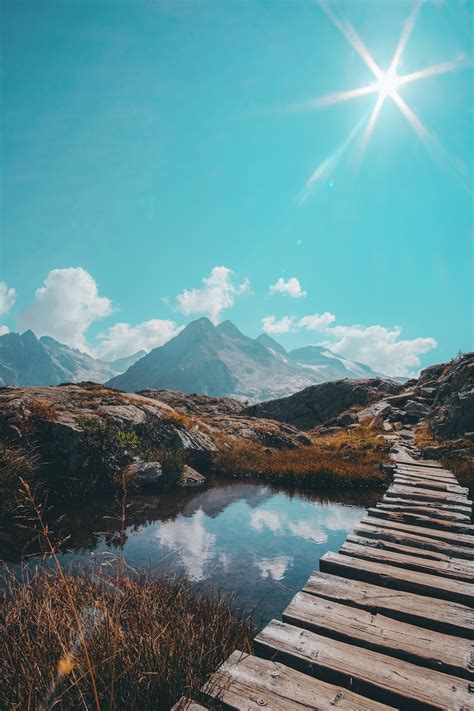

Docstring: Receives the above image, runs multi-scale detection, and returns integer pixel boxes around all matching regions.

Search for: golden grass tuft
[215,421,390,490]
[0,566,253,710]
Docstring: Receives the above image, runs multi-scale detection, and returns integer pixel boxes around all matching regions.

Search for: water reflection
[2,479,376,627]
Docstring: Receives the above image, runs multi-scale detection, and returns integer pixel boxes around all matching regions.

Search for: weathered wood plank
[254,620,474,710]
[393,457,445,470]
[393,476,468,495]
[282,591,474,679]
[171,699,208,711]
[347,533,474,568]
[383,494,472,515]
[387,484,472,505]
[394,466,457,482]
[320,551,474,605]
[375,502,472,524]
[340,541,474,583]
[303,572,474,638]
[360,516,474,546]
[203,650,394,710]
[354,522,474,560]
[367,507,474,534]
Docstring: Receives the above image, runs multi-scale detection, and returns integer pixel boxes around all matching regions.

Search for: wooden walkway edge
[174,437,474,711]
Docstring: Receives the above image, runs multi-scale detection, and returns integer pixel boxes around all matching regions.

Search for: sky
[1,0,473,376]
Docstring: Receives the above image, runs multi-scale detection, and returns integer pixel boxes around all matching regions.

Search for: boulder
[180,464,206,487]
[125,458,162,486]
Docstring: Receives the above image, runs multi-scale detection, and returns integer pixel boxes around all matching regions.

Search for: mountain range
[0,330,145,387]
[0,319,387,399]
[107,317,384,401]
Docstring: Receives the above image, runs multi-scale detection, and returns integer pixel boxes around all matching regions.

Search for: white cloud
[288,520,328,544]
[256,555,292,582]
[20,268,112,352]
[250,509,283,533]
[154,509,216,582]
[97,319,182,360]
[176,266,250,324]
[0,325,9,336]
[270,277,306,298]
[261,315,296,334]
[324,324,437,377]
[0,282,15,316]
[299,312,336,331]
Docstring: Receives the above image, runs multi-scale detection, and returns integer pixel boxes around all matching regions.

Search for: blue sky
[1,0,472,375]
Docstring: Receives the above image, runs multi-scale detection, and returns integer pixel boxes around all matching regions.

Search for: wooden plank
[393,458,446,470]
[394,466,457,482]
[282,591,474,679]
[383,494,472,515]
[203,650,394,711]
[367,507,474,534]
[346,533,474,568]
[387,484,472,505]
[375,502,472,524]
[254,620,474,710]
[393,476,468,495]
[303,572,474,638]
[360,516,474,547]
[319,551,474,606]
[354,522,474,560]
[340,541,474,583]
[171,699,208,711]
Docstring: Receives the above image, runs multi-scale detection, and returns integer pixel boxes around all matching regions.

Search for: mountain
[107,318,385,401]
[287,344,382,380]
[0,331,144,387]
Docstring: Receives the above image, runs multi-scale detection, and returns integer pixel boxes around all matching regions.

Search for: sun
[295,1,468,200]
[377,70,400,99]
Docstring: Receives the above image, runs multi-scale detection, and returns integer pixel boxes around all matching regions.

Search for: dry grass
[215,421,390,490]
[28,399,59,422]
[0,566,252,711]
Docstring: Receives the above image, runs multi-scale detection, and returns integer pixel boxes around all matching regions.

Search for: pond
[3,479,377,630]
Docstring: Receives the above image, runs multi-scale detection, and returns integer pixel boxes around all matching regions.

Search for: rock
[180,464,206,487]
[465,432,474,442]
[318,426,342,435]
[383,421,393,432]
[424,354,474,438]
[125,458,162,486]
[244,378,402,431]
[404,400,430,416]
[336,412,359,426]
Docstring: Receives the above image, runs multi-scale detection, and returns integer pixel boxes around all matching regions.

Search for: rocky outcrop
[0,383,217,483]
[244,378,402,430]
[423,353,474,438]
[139,389,312,449]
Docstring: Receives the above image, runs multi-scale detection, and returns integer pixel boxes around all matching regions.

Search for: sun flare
[297,0,469,200]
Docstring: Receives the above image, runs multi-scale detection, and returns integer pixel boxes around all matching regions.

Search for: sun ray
[317,0,383,80]
[397,56,469,87]
[287,83,378,112]
[388,1,422,75]
[359,94,385,157]
[391,92,429,140]
[300,115,367,202]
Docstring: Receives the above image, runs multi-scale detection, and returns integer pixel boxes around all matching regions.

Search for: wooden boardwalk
[175,443,474,711]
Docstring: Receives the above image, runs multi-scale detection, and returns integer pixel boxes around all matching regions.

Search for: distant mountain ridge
[107,317,385,401]
[0,331,144,387]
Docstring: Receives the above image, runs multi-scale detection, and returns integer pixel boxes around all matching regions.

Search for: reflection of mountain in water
[182,482,273,519]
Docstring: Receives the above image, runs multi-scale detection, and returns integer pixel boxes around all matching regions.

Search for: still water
[7,479,373,629]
